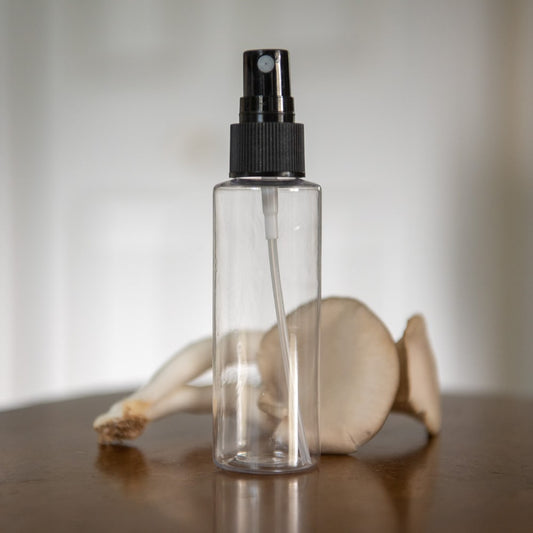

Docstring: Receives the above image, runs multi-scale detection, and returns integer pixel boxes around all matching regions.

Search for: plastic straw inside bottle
[262,187,311,466]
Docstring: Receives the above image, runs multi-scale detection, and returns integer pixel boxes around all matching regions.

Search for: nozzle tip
[243,49,291,98]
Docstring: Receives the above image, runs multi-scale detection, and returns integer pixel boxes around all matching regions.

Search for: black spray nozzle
[240,49,294,123]
[230,49,304,177]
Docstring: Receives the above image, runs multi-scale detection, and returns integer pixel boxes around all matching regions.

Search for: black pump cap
[230,49,305,177]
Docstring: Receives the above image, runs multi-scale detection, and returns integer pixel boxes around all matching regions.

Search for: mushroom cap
[257,297,400,454]
[394,315,441,436]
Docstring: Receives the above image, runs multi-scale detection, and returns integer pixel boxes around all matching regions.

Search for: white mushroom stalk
[93,297,441,451]
[94,338,213,444]
[392,314,441,436]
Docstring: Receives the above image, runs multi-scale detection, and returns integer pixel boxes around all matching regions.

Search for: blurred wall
[1,0,532,409]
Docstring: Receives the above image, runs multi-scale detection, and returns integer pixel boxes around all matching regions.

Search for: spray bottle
[213,49,321,473]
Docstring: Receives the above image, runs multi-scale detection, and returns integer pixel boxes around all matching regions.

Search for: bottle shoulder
[214,178,321,192]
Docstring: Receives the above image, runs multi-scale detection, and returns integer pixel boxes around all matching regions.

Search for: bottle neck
[232,175,299,181]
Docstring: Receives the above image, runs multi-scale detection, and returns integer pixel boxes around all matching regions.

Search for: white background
[1,0,532,409]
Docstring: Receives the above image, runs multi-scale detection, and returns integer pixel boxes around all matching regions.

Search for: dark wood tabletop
[1,393,532,532]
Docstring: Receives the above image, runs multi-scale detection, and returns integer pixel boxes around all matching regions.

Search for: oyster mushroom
[94,298,440,451]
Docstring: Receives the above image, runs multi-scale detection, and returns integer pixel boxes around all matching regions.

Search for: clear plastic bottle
[213,50,321,474]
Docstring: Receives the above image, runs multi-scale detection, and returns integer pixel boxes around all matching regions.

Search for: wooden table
[1,393,532,532]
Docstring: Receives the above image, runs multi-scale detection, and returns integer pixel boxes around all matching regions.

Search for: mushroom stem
[147,385,212,419]
[130,337,213,404]
[93,337,214,443]
[93,332,263,444]
[391,315,441,436]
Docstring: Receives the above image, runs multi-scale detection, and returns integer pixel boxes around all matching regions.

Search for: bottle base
[215,450,317,475]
